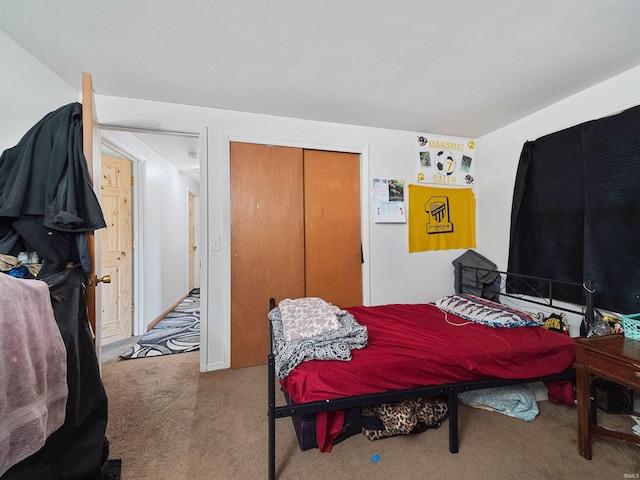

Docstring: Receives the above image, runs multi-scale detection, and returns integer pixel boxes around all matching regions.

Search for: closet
[230,142,362,368]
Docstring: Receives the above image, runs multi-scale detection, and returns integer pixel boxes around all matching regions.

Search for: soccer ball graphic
[435,150,456,176]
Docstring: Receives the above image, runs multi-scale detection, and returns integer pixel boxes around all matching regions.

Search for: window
[507,105,640,314]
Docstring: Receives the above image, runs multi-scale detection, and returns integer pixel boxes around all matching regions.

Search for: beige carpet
[101,352,640,480]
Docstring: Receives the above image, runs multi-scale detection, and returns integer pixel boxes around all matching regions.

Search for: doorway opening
[98,125,203,364]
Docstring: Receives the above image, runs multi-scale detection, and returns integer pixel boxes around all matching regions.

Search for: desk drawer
[584,350,640,390]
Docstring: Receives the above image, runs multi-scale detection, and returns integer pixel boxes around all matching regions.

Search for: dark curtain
[507,105,640,314]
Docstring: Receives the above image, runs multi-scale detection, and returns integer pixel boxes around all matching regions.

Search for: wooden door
[81,72,103,350]
[230,142,305,368]
[188,192,195,292]
[304,150,362,308]
[100,155,133,345]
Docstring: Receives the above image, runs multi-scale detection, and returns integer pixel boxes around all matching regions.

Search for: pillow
[435,294,541,328]
[278,297,344,341]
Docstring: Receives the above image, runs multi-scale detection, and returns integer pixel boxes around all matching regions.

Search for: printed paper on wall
[373,178,405,223]
[416,134,476,186]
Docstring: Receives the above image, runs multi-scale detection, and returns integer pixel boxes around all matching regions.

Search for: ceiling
[2,0,640,182]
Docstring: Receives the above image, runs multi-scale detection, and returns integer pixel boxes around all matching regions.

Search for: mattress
[280,302,576,450]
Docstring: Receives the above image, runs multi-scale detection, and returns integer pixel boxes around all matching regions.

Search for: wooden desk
[574,334,640,459]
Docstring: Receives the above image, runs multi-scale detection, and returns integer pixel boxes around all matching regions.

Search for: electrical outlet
[212,237,221,251]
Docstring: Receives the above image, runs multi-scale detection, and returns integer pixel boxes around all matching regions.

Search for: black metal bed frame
[267,269,596,480]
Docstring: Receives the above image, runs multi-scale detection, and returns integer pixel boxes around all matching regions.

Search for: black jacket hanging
[0,102,106,233]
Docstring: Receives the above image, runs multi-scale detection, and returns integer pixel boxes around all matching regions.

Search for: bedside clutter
[593,378,635,414]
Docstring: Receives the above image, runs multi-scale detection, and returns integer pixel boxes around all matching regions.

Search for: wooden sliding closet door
[230,143,362,368]
[230,143,305,368]
[304,150,362,308]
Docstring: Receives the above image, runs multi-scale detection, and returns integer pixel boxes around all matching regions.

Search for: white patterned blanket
[279,297,345,341]
[269,304,368,379]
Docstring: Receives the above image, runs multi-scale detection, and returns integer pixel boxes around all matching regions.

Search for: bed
[267,269,596,480]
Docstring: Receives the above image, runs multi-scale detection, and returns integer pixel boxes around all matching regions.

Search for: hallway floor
[101,336,142,363]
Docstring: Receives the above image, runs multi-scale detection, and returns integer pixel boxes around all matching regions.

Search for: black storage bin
[282,391,362,450]
[593,378,635,414]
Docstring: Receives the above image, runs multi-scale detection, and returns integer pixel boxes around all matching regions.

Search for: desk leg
[576,367,592,459]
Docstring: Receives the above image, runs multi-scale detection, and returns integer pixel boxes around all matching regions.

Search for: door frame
[188,191,196,292]
[99,124,208,370]
[222,132,371,369]
[81,73,102,358]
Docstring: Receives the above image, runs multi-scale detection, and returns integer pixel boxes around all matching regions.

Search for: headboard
[455,266,595,335]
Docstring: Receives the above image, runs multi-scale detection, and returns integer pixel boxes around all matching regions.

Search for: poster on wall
[415,134,476,186]
[373,178,406,223]
[407,184,476,252]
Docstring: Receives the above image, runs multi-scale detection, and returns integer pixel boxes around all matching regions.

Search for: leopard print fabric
[361,396,448,441]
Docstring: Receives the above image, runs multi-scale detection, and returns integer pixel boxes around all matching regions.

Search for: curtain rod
[99,123,200,138]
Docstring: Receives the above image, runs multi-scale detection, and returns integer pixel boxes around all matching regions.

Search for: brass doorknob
[88,274,111,286]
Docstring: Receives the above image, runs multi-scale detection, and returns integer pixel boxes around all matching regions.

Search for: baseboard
[205,361,227,372]
[146,293,188,331]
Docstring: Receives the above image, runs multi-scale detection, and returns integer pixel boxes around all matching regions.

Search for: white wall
[94,65,640,372]
[93,95,476,371]
[476,65,640,335]
[0,33,192,341]
[476,65,640,269]
[5,27,639,371]
[143,148,190,316]
[0,31,78,149]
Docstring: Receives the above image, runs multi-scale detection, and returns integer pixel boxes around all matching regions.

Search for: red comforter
[280,303,576,451]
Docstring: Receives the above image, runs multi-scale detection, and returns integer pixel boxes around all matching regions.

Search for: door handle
[88,274,111,287]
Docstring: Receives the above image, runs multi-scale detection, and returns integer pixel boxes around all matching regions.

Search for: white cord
[437,306,474,327]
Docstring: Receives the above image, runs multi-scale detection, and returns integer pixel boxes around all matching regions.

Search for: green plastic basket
[622,313,640,340]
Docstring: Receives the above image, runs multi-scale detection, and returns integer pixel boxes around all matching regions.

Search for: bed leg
[268,353,276,480]
[448,392,459,453]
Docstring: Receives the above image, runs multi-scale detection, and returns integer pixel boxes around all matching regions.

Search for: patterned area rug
[120,289,200,359]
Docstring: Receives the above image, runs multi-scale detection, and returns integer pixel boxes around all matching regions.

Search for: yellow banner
[408,185,476,252]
